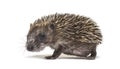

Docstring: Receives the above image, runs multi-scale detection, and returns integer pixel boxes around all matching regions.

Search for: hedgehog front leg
[45,45,63,59]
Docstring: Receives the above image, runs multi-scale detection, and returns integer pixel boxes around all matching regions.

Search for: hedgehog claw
[45,56,56,59]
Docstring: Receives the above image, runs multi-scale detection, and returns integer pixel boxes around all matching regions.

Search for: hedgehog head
[26,21,55,52]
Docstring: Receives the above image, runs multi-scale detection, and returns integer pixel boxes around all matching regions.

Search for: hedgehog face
[26,23,55,52]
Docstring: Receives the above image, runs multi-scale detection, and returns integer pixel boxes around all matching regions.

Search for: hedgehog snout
[26,38,36,51]
[27,45,34,51]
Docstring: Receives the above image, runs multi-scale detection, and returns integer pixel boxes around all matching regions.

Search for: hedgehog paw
[45,56,56,59]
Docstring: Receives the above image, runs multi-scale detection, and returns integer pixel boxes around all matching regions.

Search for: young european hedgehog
[26,13,102,59]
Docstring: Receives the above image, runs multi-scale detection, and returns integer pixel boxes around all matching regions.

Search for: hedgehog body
[26,13,102,59]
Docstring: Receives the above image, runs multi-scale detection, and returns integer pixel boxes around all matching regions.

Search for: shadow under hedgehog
[26,13,102,59]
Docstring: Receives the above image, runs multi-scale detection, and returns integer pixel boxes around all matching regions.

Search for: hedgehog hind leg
[73,49,96,60]
[85,44,97,60]
[73,43,97,60]
[86,47,97,60]
[72,48,90,59]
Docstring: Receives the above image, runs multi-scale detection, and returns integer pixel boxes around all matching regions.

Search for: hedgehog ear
[49,24,55,30]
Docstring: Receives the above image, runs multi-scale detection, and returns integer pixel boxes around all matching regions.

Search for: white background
[0,0,120,69]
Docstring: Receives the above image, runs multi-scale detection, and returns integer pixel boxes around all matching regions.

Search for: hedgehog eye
[38,33,46,40]
[49,24,55,30]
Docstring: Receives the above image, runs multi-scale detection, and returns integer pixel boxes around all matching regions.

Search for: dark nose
[27,46,34,51]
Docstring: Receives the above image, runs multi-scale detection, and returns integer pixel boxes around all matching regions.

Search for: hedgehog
[26,13,102,59]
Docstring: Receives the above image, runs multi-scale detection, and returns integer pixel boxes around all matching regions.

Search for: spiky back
[31,13,102,44]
